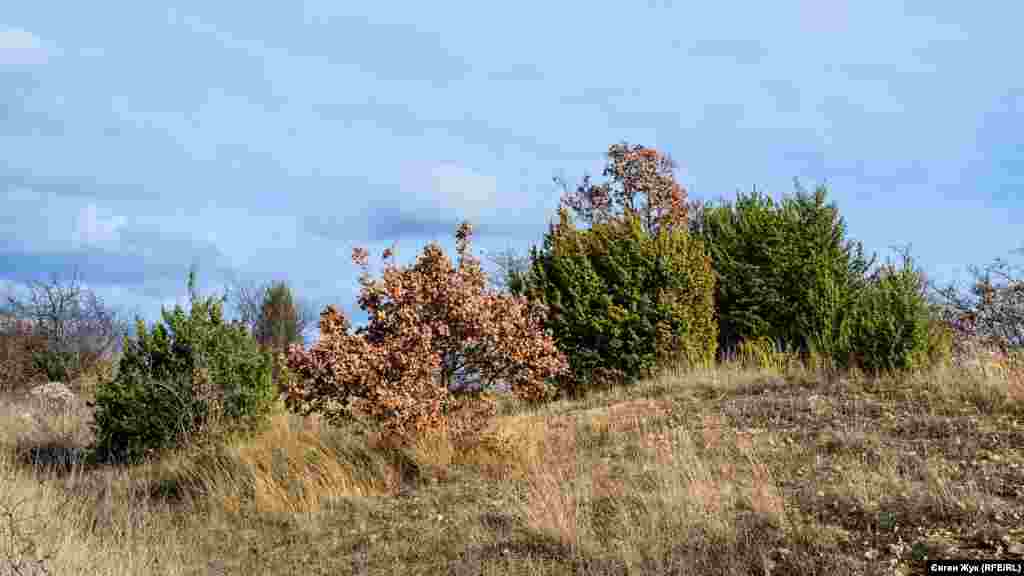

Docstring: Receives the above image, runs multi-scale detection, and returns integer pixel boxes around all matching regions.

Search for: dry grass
[1,349,1023,575]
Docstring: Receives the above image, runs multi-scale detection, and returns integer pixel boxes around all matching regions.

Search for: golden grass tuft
[0,343,1022,574]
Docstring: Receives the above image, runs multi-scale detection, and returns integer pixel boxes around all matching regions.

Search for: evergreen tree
[516,143,717,397]
[693,181,876,360]
[253,281,304,391]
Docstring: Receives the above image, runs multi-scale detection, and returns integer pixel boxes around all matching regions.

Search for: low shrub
[519,208,717,396]
[30,347,77,383]
[0,321,49,391]
[281,221,569,446]
[692,183,876,361]
[513,144,717,398]
[91,270,276,464]
[841,253,934,375]
[922,311,956,371]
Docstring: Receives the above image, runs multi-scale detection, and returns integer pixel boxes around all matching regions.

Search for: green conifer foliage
[842,252,936,374]
[517,143,717,398]
[253,281,303,391]
[91,269,275,463]
[692,183,876,362]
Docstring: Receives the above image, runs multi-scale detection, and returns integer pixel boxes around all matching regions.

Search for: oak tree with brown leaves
[556,142,692,237]
[280,221,569,445]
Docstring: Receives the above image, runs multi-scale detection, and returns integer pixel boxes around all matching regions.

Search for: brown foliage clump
[0,318,49,390]
[558,142,690,237]
[281,221,569,445]
[0,325,43,387]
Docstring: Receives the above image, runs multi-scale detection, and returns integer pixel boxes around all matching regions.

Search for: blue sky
[2,2,1021,349]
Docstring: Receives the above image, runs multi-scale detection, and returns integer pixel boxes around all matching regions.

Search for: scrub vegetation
[1,142,1022,575]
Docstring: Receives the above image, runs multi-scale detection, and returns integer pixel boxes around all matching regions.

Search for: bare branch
[926,252,1024,351]
[1,266,133,382]
[479,245,532,295]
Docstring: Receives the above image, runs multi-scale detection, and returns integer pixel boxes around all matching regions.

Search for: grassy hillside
[1,350,1022,575]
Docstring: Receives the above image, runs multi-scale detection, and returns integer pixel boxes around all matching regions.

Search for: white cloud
[0,27,49,65]
[399,161,499,222]
[431,163,497,211]
[72,203,126,250]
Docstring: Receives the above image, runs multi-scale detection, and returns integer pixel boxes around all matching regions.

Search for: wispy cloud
[72,203,126,250]
[399,162,498,221]
[0,2,1020,339]
[0,28,49,65]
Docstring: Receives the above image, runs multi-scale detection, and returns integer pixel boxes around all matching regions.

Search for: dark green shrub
[29,342,110,387]
[510,143,715,398]
[691,182,876,363]
[24,338,105,385]
[841,252,935,375]
[30,347,76,383]
[91,269,275,464]
[519,206,717,398]
[252,280,305,393]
